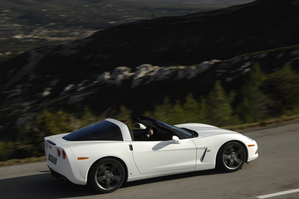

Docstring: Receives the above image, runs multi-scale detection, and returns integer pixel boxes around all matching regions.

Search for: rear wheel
[216,142,246,172]
[88,158,125,193]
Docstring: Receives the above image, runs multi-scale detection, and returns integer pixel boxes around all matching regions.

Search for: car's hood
[175,123,239,138]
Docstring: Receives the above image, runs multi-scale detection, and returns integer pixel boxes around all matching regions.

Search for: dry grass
[0,156,46,167]
[223,114,299,131]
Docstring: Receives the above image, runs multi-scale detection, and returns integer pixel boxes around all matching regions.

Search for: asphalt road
[1,120,299,199]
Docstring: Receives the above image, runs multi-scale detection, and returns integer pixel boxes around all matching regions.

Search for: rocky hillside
[1,0,299,81]
[1,0,299,136]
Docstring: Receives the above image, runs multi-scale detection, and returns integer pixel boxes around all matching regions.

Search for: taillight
[57,149,61,157]
[62,150,66,159]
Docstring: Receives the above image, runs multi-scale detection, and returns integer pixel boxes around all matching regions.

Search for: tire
[88,158,125,193]
[216,142,246,172]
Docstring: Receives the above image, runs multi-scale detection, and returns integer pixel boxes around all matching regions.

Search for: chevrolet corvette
[44,116,258,193]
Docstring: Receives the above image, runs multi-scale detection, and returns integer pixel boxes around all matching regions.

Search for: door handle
[129,144,133,151]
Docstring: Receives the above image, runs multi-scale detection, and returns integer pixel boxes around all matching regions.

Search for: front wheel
[216,142,246,172]
[88,158,125,193]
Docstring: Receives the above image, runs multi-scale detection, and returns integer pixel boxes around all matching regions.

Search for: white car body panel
[176,123,258,164]
[131,139,196,174]
[45,118,258,186]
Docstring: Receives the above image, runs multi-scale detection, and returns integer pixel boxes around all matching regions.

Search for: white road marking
[256,188,299,199]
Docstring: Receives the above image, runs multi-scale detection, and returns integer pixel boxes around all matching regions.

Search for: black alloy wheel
[216,142,246,172]
[88,158,125,193]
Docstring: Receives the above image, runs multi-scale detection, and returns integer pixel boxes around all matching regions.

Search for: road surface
[1,120,299,199]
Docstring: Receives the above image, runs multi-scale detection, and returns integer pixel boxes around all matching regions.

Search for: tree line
[146,64,299,125]
[1,64,299,161]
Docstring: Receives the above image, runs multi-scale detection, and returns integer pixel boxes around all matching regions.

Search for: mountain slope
[0,0,299,138]
[1,0,299,87]
[0,0,299,84]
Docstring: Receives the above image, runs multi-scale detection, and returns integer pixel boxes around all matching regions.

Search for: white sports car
[44,116,258,193]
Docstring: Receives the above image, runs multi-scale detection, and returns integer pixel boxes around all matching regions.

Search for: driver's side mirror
[172,136,181,144]
[133,123,147,129]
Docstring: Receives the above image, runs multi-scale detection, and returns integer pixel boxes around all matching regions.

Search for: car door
[131,138,197,175]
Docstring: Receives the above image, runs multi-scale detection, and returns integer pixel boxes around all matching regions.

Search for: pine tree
[146,97,172,123]
[198,96,209,124]
[183,93,200,123]
[236,63,268,122]
[206,80,233,126]
[168,100,185,124]
[261,65,299,116]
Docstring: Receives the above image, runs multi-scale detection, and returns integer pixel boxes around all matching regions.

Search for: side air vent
[200,148,208,162]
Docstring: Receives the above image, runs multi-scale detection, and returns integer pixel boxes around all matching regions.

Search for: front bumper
[246,140,259,162]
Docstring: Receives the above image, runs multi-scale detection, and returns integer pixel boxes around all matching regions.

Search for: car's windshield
[157,121,193,138]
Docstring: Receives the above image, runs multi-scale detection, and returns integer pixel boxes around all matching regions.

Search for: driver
[146,128,154,138]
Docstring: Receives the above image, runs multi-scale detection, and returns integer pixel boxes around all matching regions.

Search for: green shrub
[0,141,17,161]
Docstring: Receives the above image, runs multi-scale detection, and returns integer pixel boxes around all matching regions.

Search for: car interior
[131,127,173,141]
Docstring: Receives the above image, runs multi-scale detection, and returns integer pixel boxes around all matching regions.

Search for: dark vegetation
[1,63,299,161]
[1,0,297,77]
[1,0,299,162]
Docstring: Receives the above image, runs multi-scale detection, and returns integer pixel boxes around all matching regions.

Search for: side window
[63,121,123,141]
[132,128,173,141]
